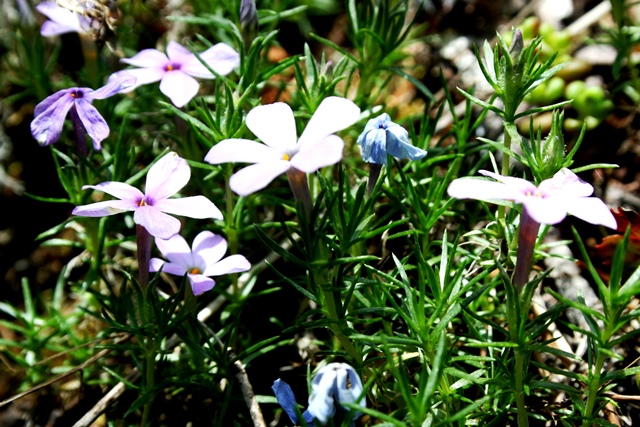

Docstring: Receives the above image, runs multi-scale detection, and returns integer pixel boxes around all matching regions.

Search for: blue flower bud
[357,113,427,165]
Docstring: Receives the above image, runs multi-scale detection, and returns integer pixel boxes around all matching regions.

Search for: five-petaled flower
[113,41,240,108]
[204,97,361,196]
[31,72,136,150]
[72,152,223,239]
[447,168,617,228]
[150,231,250,295]
[357,113,427,164]
[36,1,91,36]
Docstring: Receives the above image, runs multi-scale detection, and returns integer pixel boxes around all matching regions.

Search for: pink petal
[72,199,136,217]
[166,41,193,64]
[36,2,86,35]
[229,161,290,196]
[154,234,191,265]
[447,178,527,202]
[565,197,617,229]
[150,258,188,276]
[40,20,81,36]
[297,97,360,147]
[74,99,109,149]
[203,255,251,276]
[114,68,166,93]
[192,231,227,266]
[290,134,344,173]
[154,196,223,220]
[522,197,567,225]
[121,48,169,69]
[133,206,181,239]
[245,103,298,153]
[204,139,282,165]
[188,274,216,295]
[539,168,594,198]
[159,71,200,107]
[182,43,240,79]
[145,152,190,201]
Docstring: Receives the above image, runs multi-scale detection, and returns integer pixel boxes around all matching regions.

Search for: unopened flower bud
[538,110,565,179]
[240,0,258,46]
[509,29,524,62]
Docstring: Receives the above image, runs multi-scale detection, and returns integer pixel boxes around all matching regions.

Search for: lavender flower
[447,168,617,228]
[30,72,135,150]
[36,1,91,36]
[73,152,223,239]
[113,41,240,107]
[307,363,366,425]
[150,231,250,295]
[204,97,361,196]
[356,113,426,164]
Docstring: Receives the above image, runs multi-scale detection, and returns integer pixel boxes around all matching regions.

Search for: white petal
[165,41,193,64]
[72,199,136,217]
[447,178,527,202]
[154,234,191,265]
[290,134,343,173]
[145,152,190,201]
[565,197,617,229]
[246,103,298,153]
[229,161,290,196]
[149,258,187,276]
[113,68,165,93]
[133,206,181,240]
[159,71,200,108]
[297,97,360,147]
[121,48,169,69]
[154,196,223,220]
[182,43,240,78]
[522,197,567,225]
[82,182,143,202]
[188,274,216,295]
[204,255,251,276]
[539,168,594,198]
[192,231,227,265]
[204,139,282,165]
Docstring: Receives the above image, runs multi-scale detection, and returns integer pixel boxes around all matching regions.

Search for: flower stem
[287,168,312,217]
[224,164,239,297]
[367,163,382,196]
[140,337,157,427]
[513,208,540,293]
[497,125,512,231]
[136,224,151,289]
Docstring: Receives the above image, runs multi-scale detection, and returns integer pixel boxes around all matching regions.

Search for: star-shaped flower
[204,97,361,196]
[356,113,427,164]
[31,72,135,150]
[113,41,240,107]
[36,1,91,36]
[447,168,617,228]
[72,152,223,239]
[150,231,250,295]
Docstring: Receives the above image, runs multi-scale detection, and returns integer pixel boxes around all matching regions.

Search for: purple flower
[72,152,223,239]
[30,72,136,149]
[36,1,91,36]
[113,41,240,108]
[447,168,617,228]
[149,231,250,295]
[204,97,361,196]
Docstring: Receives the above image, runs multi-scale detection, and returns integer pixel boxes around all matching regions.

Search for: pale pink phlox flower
[150,231,250,295]
[113,41,240,108]
[36,1,91,36]
[447,168,617,228]
[204,97,361,196]
[72,152,223,239]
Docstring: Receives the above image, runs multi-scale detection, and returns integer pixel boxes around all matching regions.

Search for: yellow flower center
[190,268,200,274]
[166,64,174,71]
[525,190,543,198]
[138,198,148,207]
[282,153,290,161]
